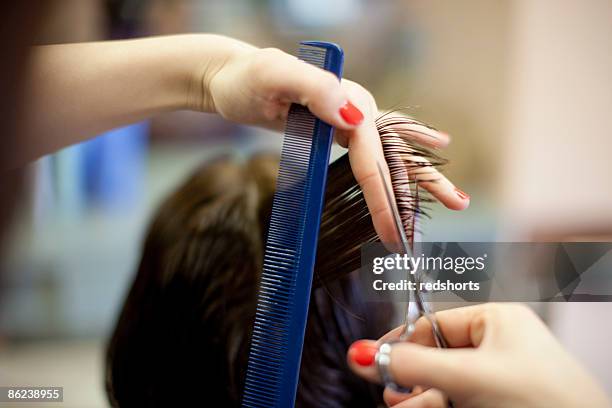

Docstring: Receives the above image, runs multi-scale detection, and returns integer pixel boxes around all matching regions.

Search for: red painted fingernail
[455,187,470,200]
[348,340,378,367]
[339,101,364,125]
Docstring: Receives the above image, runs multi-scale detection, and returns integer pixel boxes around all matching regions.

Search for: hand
[201,44,469,242]
[347,303,611,408]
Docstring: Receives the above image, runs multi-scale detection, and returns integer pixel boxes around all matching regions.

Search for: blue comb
[241,41,344,408]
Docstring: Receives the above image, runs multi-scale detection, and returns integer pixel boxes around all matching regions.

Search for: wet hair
[105,115,443,407]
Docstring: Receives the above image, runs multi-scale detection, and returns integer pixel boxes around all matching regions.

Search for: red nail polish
[348,340,377,367]
[455,187,470,200]
[339,101,364,125]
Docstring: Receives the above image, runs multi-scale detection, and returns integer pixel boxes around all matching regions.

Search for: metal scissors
[376,162,448,348]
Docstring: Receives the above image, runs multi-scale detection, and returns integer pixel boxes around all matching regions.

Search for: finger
[383,385,425,406]
[346,340,383,383]
[390,389,447,408]
[347,340,477,396]
[374,111,451,149]
[407,154,470,211]
[256,48,364,130]
[378,304,495,348]
[338,80,400,243]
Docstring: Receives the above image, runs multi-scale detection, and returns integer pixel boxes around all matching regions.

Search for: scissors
[376,161,448,348]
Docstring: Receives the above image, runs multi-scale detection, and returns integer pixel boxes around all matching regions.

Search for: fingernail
[455,187,470,200]
[339,101,364,125]
[348,340,378,367]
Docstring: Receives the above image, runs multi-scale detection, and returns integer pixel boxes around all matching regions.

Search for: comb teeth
[242,105,314,408]
[242,42,342,408]
[297,45,327,69]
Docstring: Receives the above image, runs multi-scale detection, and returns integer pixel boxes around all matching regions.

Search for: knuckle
[362,88,376,107]
[477,304,502,328]
[483,303,536,328]
[322,71,340,87]
[310,72,340,102]
[348,81,376,107]
[259,47,285,59]
[249,47,287,72]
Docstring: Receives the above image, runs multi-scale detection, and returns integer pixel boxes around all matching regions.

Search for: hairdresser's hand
[347,303,611,408]
[201,42,469,242]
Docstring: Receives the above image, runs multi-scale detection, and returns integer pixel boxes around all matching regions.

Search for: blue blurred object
[53,145,85,218]
[82,121,149,212]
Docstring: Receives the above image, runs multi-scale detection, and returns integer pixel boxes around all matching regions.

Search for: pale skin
[16,34,469,243]
[348,303,611,408]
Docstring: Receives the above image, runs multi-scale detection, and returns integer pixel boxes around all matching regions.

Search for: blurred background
[0,0,611,406]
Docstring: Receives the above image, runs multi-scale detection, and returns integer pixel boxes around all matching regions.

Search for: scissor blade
[376,162,449,349]
[376,161,412,256]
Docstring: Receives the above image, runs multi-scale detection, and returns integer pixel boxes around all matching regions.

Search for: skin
[16,34,468,242]
[348,303,611,408]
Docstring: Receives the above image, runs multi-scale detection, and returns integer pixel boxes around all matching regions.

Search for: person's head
[105,153,391,407]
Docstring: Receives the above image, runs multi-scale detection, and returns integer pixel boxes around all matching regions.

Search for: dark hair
[105,115,443,407]
[0,4,51,248]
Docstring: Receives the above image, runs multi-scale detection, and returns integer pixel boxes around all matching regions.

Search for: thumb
[348,340,479,397]
[389,342,477,394]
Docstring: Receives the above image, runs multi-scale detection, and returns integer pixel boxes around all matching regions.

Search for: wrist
[131,34,254,113]
[179,34,255,113]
